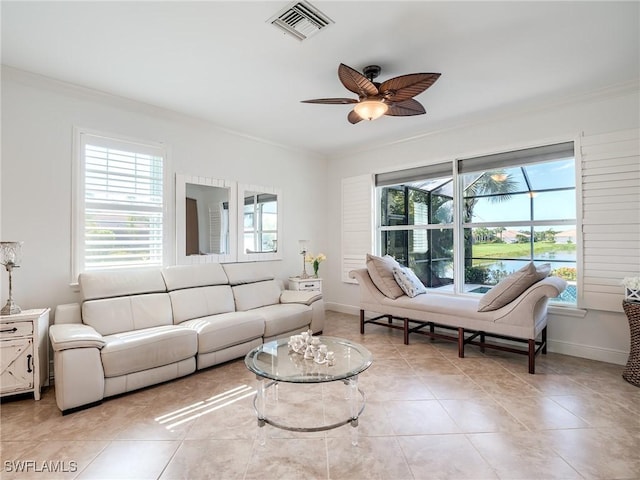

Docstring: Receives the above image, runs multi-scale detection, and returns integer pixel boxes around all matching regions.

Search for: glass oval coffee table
[244,336,372,445]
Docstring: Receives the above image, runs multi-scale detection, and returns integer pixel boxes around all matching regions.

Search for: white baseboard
[326,302,359,316]
[547,339,627,366]
[325,303,628,366]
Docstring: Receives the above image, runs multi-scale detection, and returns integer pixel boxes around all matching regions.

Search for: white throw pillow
[366,254,405,299]
[477,262,551,312]
[393,266,427,298]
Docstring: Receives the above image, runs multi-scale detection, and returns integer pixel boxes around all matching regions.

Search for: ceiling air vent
[269,1,334,41]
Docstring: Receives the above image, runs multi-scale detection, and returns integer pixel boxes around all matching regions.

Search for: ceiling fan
[301,63,441,124]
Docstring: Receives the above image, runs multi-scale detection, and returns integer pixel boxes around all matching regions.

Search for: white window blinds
[77,132,165,273]
[580,128,640,312]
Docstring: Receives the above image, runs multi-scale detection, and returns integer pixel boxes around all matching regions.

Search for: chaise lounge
[350,255,567,374]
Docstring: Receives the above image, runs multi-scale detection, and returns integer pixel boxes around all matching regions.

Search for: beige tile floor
[1,310,639,480]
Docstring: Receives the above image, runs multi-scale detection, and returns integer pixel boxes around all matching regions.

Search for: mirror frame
[175,174,237,264]
[237,183,283,262]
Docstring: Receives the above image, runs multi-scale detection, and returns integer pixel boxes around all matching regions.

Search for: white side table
[0,308,50,400]
[289,277,323,293]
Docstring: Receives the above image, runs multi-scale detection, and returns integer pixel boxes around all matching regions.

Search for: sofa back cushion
[79,269,167,301]
[162,263,229,291]
[223,262,275,286]
[82,293,173,336]
[169,285,236,323]
[233,280,281,311]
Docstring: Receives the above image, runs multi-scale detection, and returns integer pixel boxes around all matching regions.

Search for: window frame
[378,182,455,288]
[243,192,278,254]
[375,141,578,305]
[71,127,170,283]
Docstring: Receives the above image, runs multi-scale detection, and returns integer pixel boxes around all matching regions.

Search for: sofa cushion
[80,269,167,301]
[162,263,229,290]
[393,266,426,298]
[179,311,264,353]
[232,280,282,311]
[100,325,197,377]
[478,262,551,312]
[83,293,173,336]
[254,303,312,338]
[366,254,405,299]
[169,285,235,323]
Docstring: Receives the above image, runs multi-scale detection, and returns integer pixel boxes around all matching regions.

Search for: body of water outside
[471,252,577,303]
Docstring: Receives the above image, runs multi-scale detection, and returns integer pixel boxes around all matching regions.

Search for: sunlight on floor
[154,384,255,429]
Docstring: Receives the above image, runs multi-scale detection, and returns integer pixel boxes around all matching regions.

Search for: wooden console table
[622,300,640,387]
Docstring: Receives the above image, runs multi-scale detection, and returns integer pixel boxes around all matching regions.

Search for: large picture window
[377,142,577,304]
[74,130,166,278]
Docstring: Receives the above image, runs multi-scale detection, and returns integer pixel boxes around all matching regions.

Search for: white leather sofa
[49,262,324,413]
[350,266,566,374]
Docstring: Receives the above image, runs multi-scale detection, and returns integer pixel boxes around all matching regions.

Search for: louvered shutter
[341,174,374,283]
[580,128,640,312]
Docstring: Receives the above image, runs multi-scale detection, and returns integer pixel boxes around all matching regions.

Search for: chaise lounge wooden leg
[404,318,409,345]
[528,338,535,374]
[542,326,547,354]
[360,310,365,334]
[458,327,465,358]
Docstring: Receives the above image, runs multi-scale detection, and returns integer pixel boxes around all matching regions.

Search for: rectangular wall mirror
[176,174,237,264]
[237,184,282,262]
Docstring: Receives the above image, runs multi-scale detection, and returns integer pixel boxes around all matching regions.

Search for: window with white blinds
[580,128,640,312]
[74,130,166,276]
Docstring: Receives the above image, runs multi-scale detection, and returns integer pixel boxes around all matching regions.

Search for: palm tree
[463,170,519,270]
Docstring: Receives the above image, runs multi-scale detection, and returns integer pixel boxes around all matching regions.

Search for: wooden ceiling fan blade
[338,63,379,98]
[347,110,363,124]
[380,73,441,103]
[300,98,358,104]
[386,99,426,117]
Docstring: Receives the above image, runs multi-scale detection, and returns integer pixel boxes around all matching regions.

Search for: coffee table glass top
[244,336,372,383]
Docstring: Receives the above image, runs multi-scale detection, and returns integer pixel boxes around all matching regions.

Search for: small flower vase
[625,287,640,303]
[313,260,319,278]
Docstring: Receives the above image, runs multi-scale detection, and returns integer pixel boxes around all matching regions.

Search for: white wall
[2,66,638,366]
[325,86,640,365]
[0,68,327,315]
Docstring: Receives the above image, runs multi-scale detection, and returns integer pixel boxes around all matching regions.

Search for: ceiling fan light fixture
[354,100,388,121]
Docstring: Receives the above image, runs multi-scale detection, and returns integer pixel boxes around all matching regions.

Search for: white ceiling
[2,1,638,156]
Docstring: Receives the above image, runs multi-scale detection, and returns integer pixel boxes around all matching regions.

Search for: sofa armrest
[280,290,323,306]
[54,303,83,324]
[493,276,568,326]
[349,268,387,305]
[49,324,106,351]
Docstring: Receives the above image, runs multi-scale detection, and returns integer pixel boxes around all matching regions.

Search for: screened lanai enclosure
[380,178,455,288]
[377,143,577,304]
